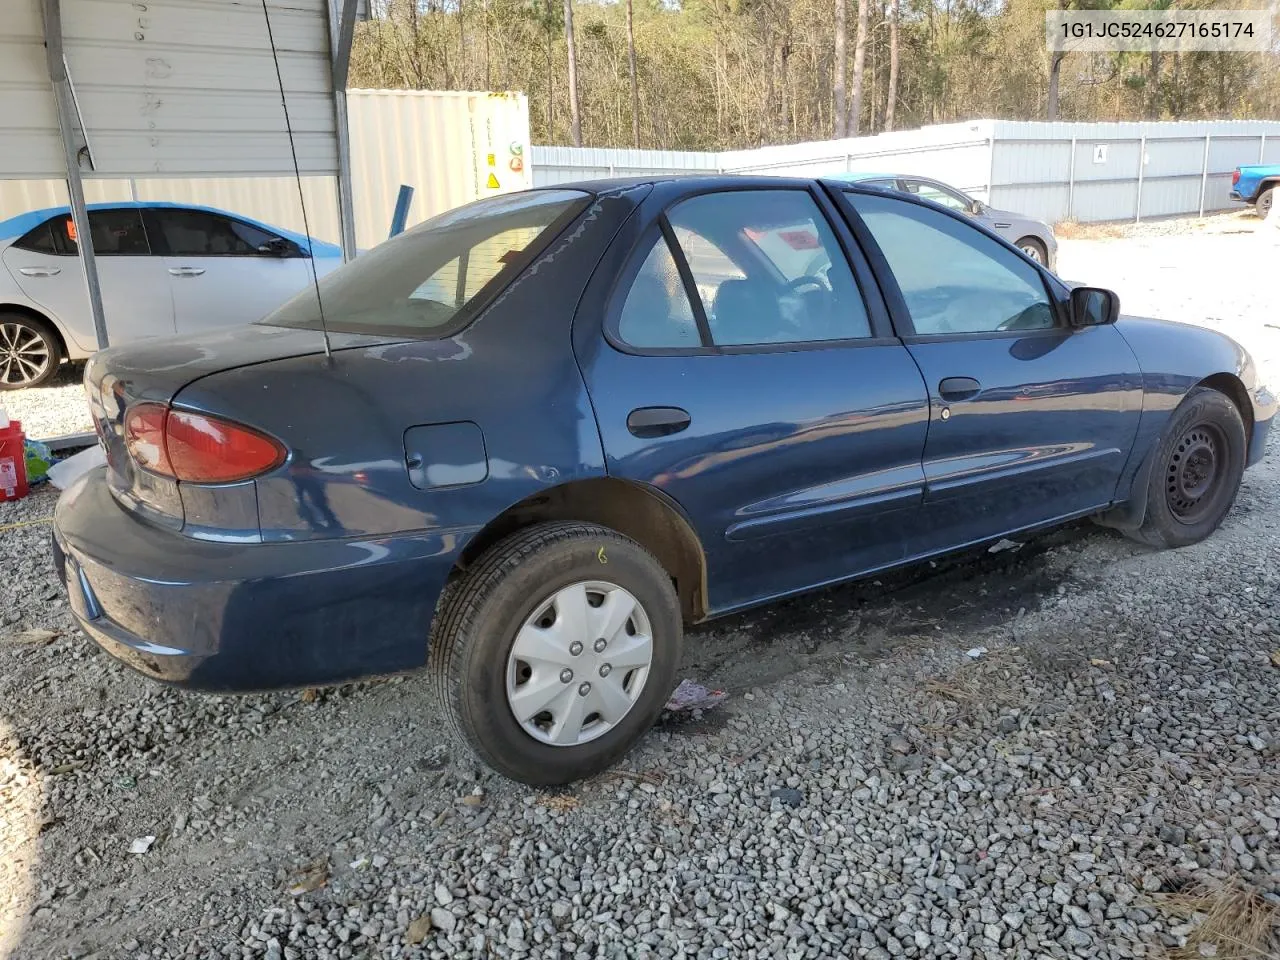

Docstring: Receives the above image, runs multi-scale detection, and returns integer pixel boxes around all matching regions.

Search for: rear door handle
[168,267,206,277]
[938,377,982,401]
[627,406,691,438]
[18,266,61,277]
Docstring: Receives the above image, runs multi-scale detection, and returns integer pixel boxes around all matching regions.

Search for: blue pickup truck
[1230,165,1278,218]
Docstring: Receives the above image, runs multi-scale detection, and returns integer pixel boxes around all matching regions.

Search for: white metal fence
[4,112,1278,239]
[533,119,1280,224]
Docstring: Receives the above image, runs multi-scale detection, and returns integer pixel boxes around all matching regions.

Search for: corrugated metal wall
[5,111,1280,241]
[0,90,532,249]
[3,1,62,177]
[530,146,718,185]
[989,120,1280,223]
[531,119,1280,223]
[721,121,996,198]
[3,0,337,179]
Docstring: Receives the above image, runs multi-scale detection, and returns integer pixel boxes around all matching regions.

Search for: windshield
[259,189,590,338]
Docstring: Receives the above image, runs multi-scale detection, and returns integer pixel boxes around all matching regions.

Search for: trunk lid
[85,324,400,530]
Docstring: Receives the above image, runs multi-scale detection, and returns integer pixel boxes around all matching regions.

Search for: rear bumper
[53,467,472,692]
[1228,190,1249,203]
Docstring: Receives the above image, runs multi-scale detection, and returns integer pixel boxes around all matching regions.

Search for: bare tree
[1047,50,1065,120]
[833,0,847,137]
[885,0,899,130]
[849,0,868,135]
[564,0,582,145]
[626,0,640,147]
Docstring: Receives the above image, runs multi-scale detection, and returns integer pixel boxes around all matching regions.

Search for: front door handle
[938,377,982,401]
[18,266,61,277]
[168,267,206,277]
[627,406,691,438]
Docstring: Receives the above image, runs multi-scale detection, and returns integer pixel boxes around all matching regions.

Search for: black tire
[428,521,682,785]
[0,312,62,390]
[1125,387,1246,549]
[1016,237,1047,265]
[1257,187,1274,220]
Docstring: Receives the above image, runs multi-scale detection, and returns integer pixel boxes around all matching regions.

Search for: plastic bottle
[0,408,30,501]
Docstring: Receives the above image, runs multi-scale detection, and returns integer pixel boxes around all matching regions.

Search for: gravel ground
[2,219,1279,959]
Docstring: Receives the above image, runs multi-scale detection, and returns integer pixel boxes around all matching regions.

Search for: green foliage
[349,0,1280,147]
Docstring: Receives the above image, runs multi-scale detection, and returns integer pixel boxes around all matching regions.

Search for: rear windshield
[259,189,590,338]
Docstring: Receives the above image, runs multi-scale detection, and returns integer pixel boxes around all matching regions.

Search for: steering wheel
[783,275,830,295]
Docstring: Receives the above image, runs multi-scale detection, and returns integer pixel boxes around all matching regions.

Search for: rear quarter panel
[170,188,647,547]
[1237,166,1280,201]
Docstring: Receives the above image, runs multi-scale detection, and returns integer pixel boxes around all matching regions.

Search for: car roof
[543,173,908,197]
[823,171,901,183]
[0,200,342,255]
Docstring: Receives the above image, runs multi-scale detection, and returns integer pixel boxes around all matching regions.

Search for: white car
[0,202,344,389]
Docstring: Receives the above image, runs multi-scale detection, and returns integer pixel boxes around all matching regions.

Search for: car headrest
[711,278,784,344]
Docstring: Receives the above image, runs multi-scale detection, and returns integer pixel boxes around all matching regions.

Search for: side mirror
[1070,286,1120,327]
[258,237,298,257]
[969,200,985,216]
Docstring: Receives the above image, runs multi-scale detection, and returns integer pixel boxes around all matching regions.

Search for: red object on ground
[0,418,29,501]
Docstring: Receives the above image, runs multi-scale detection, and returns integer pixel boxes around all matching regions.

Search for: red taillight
[124,402,286,483]
[1232,169,1241,185]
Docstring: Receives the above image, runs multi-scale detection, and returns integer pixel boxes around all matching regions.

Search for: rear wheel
[428,522,682,785]
[0,313,61,389]
[1016,237,1047,265]
[1125,387,1246,549]
[1257,186,1274,220]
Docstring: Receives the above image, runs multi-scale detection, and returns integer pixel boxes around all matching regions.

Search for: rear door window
[260,189,590,338]
[666,190,871,346]
[49,209,151,256]
[12,219,59,255]
[149,208,280,256]
[617,236,703,349]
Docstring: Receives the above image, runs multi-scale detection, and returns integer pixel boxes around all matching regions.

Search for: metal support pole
[1134,136,1146,223]
[42,0,109,350]
[1198,134,1211,218]
[1262,135,1268,163]
[1066,136,1077,220]
[985,137,996,205]
[329,0,359,262]
[388,185,414,239]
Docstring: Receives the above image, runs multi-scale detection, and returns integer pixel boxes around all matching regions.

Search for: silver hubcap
[0,322,50,386]
[1020,243,1043,263]
[505,580,654,747]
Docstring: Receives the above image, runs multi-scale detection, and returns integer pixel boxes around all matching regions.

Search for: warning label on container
[486,172,501,189]
[0,458,16,497]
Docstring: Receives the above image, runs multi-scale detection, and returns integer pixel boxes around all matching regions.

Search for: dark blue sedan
[53,177,1275,784]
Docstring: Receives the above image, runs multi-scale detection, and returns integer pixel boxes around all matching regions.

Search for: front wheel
[428,522,682,785]
[1125,387,1246,549]
[1016,237,1048,265]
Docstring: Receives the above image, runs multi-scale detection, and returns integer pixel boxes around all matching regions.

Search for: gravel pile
[1,363,91,440]
[2,225,1278,959]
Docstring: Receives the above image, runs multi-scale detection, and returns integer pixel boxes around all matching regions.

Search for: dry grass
[1157,880,1280,959]
[1056,219,1126,240]
[918,647,1033,716]
[536,794,580,813]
